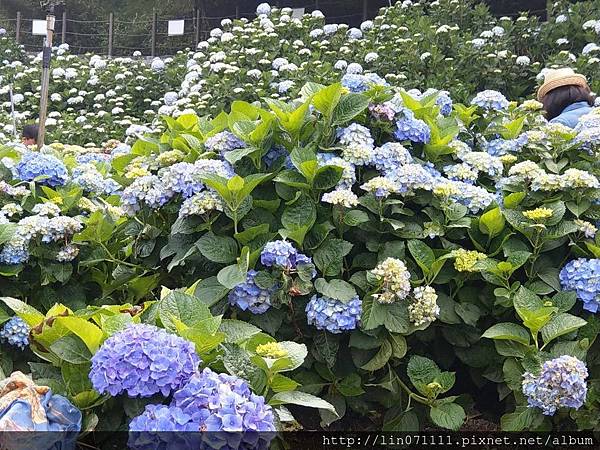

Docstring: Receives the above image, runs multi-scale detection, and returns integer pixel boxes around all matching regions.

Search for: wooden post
[37,10,56,149]
[235,3,240,19]
[195,8,200,46]
[362,0,368,21]
[546,0,552,21]
[151,9,157,57]
[15,11,20,43]
[61,10,66,44]
[315,0,319,10]
[108,12,113,57]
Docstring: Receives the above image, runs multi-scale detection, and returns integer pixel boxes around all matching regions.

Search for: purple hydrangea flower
[0,316,29,350]
[369,142,413,175]
[14,152,68,187]
[305,295,362,334]
[522,355,588,416]
[89,324,200,397]
[120,175,173,215]
[559,258,600,312]
[171,368,276,432]
[228,270,276,314]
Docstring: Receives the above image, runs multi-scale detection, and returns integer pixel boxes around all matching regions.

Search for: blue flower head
[14,152,68,187]
[470,90,509,111]
[89,324,200,397]
[229,269,276,314]
[260,241,316,277]
[522,355,588,416]
[394,110,430,144]
[560,258,600,312]
[0,316,29,350]
[306,295,362,334]
[171,368,276,432]
[204,131,246,155]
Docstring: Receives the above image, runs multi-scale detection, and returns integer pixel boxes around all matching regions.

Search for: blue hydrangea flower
[128,405,202,450]
[341,73,387,93]
[470,90,509,111]
[0,316,29,350]
[89,324,200,397]
[14,152,68,187]
[435,90,453,116]
[261,240,297,267]
[369,142,413,175]
[228,270,276,314]
[305,295,362,334]
[337,123,374,149]
[193,159,236,180]
[76,153,111,165]
[484,138,522,156]
[387,163,438,193]
[120,175,173,215]
[559,258,600,312]
[394,111,430,143]
[204,131,246,155]
[160,162,204,198]
[317,153,356,189]
[522,355,588,416]
[171,367,276,432]
[0,241,29,265]
[130,404,199,432]
[72,164,120,195]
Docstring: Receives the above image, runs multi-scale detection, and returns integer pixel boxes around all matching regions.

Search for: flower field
[3,0,600,444]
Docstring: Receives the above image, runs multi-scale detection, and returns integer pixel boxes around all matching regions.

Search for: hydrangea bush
[2,0,600,440]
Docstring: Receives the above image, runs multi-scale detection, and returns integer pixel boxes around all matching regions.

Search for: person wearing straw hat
[537,68,595,128]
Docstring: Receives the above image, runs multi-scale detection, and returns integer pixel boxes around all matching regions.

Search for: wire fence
[0,0,549,57]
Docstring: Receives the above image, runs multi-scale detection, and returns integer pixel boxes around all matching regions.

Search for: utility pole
[38,1,62,149]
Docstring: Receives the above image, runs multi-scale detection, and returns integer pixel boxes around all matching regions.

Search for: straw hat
[537,68,589,101]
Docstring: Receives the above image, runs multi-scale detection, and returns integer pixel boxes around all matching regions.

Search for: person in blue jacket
[537,68,595,128]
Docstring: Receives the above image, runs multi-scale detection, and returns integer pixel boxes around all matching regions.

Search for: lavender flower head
[171,367,276,432]
[522,355,588,416]
[306,295,362,334]
[394,110,430,144]
[559,258,600,313]
[14,152,69,187]
[205,131,246,155]
[89,324,200,397]
[260,240,314,276]
[228,270,276,314]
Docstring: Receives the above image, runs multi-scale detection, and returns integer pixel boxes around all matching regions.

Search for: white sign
[168,20,185,36]
[32,19,47,36]
[291,8,305,19]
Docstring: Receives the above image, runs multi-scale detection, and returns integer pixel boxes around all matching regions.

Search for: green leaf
[0,297,44,327]
[217,263,247,289]
[313,166,343,190]
[269,391,338,416]
[0,223,16,245]
[313,331,339,368]
[278,341,308,372]
[313,239,353,276]
[407,240,435,275]
[332,93,369,125]
[343,210,369,227]
[361,340,392,371]
[271,374,300,393]
[336,373,365,397]
[479,207,505,238]
[196,232,238,264]
[407,355,440,387]
[540,313,587,346]
[314,278,357,302]
[312,83,343,118]
[50,335,91,364]
[501,407,541,431]
[388,333,407,359]
[482,323,530,345]
[158,291,213,332]
[430,403,466,431]
[220,319,262,344]
[192,276,230,307]
[281,193,317,246]
[55,316,104,353]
